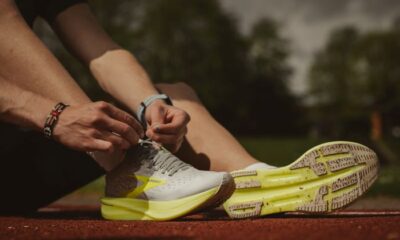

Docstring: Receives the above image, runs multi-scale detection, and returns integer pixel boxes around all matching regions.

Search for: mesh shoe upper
[106,140,228,201]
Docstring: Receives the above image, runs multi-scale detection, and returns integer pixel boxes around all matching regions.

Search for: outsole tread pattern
[224,141,379,219]
[228,201,263,218]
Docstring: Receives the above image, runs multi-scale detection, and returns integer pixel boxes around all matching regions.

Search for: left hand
[145,100,190,153]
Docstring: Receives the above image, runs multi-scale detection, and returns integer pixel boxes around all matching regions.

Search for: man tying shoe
[0,0,379,220]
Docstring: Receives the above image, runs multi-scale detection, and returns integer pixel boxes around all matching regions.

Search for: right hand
[53,101,144,153]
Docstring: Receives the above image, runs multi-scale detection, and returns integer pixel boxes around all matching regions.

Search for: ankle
[214,157,259,172]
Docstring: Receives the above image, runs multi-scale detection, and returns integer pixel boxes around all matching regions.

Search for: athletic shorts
[0,122,104,214]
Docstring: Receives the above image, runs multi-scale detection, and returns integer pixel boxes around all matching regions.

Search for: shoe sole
[101,173,235,221]
[223,141,379,219]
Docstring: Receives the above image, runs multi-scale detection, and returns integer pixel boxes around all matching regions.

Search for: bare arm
[0,0,90,104]
[51,3,158,111]
[0,0,143,153]
[52,3,190,152]
[0,75,142,154]
[0,78,55,131]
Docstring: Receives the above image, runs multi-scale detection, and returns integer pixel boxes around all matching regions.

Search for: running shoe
[101,140,235,221]
[223,141,379,218]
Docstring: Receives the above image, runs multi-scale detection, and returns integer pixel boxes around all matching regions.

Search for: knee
[156,82,200,101]
[171,82,197,97]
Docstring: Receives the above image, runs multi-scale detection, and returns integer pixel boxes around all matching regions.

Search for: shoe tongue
[139,140,191,174]
[244,162,276,170]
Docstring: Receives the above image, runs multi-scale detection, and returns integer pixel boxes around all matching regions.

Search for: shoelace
[138,139,190,176]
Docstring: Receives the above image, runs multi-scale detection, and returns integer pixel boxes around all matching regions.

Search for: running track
[1,206,399,240]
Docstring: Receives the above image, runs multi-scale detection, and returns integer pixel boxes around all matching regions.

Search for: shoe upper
[105,140,228,201]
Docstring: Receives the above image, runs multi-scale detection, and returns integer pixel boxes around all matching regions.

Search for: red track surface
[1,206,399,240]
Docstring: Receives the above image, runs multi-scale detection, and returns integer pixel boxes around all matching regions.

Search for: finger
[89,130,131,150]
[149,106,166,131]
[155,113,190,134]
[149,132,181,145]
[167,137,184,153]
[176,137,184,151]
[99,102,144,138]
[164,134,185,153]
[101,116,140,146]
[84,139,114,153]
[97,131,131,150]
[147,125,187,141]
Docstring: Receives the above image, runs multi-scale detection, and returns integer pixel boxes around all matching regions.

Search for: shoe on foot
[101,140,235,221]
[223,141,379,218]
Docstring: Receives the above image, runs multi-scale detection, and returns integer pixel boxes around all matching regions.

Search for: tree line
[35,0,400,138]
[308,22,400,139]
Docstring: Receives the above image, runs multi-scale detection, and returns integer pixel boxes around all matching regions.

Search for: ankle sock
[244,162,276,170]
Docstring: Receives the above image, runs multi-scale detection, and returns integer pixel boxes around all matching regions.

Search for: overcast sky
[220,0,400,95]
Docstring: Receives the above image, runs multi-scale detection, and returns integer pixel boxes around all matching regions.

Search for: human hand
[145,100,190,153]
[53,101,144,153]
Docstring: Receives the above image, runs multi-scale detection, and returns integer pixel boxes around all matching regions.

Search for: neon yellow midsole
[224,141,379,218]
[101,186,219,221]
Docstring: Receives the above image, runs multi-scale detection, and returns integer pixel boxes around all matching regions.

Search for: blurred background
[34,0,400,208]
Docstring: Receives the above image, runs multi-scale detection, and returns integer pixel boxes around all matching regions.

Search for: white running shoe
[101,140,235,221]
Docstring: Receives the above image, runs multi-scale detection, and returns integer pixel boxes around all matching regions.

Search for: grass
[369,166,400,197]
[239,137,321,166]
[75,137,400,198]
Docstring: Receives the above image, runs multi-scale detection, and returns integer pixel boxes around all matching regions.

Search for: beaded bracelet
[43,102,69,138]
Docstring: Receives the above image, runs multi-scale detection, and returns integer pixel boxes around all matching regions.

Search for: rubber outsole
[223,141,379,219]
[101,173,235,221]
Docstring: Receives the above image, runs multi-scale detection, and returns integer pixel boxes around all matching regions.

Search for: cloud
[220,0,400,94]
[362,0,400,18]
[301,0,350,22]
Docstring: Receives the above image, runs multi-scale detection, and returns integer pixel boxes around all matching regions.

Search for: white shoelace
[138,140,190,176]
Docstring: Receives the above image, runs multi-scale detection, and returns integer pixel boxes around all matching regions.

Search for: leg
[0,122,104,213]
[156,82,258,172]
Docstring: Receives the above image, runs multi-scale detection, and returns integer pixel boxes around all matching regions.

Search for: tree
[239,18,303,134]
[124,0,249,128]
[308,26,366,138]
[356,27,400,139]
[308,23,400,139]
[35,0,301,135]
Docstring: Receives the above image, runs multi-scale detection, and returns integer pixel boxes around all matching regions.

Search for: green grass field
[74,137,400,198]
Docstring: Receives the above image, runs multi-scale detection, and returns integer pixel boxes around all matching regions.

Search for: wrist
[23,91,56,131]
[147,99,167,109]
[43,102,70,138]
[136,94,172,128]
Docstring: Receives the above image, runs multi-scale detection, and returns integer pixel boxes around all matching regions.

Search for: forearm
[90,49,159,112]
[50,4,158,112]
[0,79,55,131]
[0,0,90,105]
